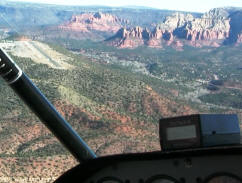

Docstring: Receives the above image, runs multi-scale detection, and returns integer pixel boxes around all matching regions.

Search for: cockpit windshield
[0,0,242,182]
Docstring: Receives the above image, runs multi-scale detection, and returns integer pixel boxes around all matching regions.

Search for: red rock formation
[161,9,230,47]
[188,40,221,48]
[118,38,144,48]
[182,9,230,43]
[108,27,149,48]
[152,27,163,39]
[121,26,146,38]
[147,39,162,48]
[236,33,242,44]
[110,25,178,48]
[172,40,184,50]
[146,27,175,47]
[185,29,229,42]
[146,27,163,48]
[107,8,237,49]
[59,12,122,33]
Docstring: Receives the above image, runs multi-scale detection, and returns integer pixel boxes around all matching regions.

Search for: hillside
[1,38,242,182]
[0,40,198,182]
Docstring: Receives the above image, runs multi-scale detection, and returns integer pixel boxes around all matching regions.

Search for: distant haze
[6,0,242,12]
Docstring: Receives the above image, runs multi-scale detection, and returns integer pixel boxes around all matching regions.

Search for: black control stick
[0,48,96,162]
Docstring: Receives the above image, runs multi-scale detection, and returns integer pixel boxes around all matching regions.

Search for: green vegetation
[1,39,242,160]
[17,143,68,157]
[200,89,242,109]
[50,39,242,111]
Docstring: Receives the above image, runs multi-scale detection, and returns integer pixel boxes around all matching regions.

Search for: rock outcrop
[59,12,123,33]
[108,8,235,49]
[237,33,242,44]
[108,27,149,48]
[225,10,242,45]
[183,8,230,47]
[58,8,242,49]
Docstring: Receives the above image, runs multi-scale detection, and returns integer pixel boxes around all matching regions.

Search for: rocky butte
[183,8,230,47]
[107,26,149,48]
[107,8,242,49]
[58,8,242,49]
[59,12,123,33]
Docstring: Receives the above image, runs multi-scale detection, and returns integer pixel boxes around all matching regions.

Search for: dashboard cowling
[55,145,242,183]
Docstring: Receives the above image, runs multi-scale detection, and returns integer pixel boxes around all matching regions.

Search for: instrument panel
[55,146,242,183]
[85,155,242,183]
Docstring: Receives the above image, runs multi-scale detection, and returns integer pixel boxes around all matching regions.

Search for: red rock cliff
[108,8,231,49]
[59,12,122,33]
[108,26,151,48]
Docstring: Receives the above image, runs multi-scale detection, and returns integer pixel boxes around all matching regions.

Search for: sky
[6,0,242,12]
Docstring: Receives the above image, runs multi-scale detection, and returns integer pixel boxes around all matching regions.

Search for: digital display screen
[166,125,197,141]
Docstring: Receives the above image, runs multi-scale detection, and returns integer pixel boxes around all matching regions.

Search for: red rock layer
[237,33,242,44]
[59,12,122,33]
[108,9,232,49]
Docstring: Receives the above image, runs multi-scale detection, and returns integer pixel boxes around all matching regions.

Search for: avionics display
[159,114,240,151]
[166,125,196,141]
